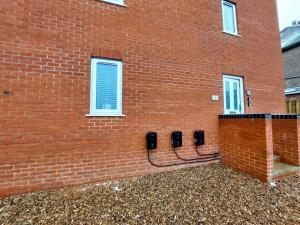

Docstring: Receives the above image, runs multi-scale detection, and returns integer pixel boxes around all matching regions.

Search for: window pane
[233,82,238,110]
[225,81,230,110]
[103,0,124,5]
[223,3,236,33]
[96,63,118,110]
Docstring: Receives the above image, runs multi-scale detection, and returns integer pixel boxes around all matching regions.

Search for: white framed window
[101,0,125,6]
[222,0,238,35]
[88,58,123,116]
[223,75,244,114]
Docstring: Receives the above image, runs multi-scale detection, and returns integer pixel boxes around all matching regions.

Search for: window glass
[233,82,238,110]
[96,63,118,110]
[222,1,237,34]
[102,0,124,5]
[223,4,236,33]
[225,81,231,110]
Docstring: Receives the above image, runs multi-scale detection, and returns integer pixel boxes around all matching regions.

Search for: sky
[277,0,300,31]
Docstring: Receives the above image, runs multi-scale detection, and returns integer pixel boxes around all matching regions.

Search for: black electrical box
[146,132,157,150]
[172,131,182,148]
[194,130,205,146]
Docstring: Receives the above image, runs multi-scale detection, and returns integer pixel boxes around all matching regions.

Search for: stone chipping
[0,164,299,225]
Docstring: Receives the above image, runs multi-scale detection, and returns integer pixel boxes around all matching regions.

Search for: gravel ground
[0,164,299,225]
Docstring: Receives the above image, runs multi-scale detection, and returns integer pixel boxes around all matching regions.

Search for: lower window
[89,58,123,116]
[223,75,244,114]
[101,0,124,6]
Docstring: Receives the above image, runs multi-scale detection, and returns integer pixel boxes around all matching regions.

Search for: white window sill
[99,0,127,7]
[85,114,126,117]
[222,31,242,37]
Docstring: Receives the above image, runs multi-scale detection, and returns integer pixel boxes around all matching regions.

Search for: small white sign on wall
[211,95,219,101]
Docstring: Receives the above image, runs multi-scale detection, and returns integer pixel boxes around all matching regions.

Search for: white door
[223,75,244,114]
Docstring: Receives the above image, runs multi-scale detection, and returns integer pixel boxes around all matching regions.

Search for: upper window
[89,58,123,116]
[222,1,238,35]
[101,0,124,6]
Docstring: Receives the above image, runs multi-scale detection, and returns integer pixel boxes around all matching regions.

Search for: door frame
[223,75,244,114]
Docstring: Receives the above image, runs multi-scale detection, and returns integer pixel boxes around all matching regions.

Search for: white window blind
[96,63,118,110]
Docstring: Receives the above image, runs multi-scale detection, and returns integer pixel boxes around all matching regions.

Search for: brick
[272,119,300,166]
[0,0,285,197]
[219,118,273,182]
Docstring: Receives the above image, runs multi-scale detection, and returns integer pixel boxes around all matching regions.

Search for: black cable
[147,148,220,168]
[195,145,219,157]
[173,147,220,161]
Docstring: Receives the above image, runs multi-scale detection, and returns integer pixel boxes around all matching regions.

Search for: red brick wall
[219,118,273,182]
[272,119,300,166]
[0,0,285,196]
